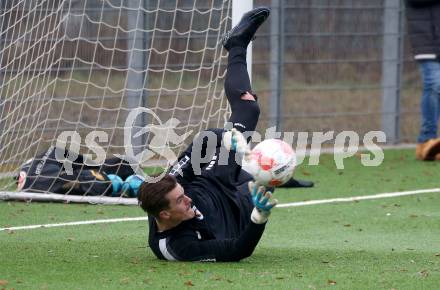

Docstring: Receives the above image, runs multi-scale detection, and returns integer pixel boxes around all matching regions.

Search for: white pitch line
[1,187,439,232]
[0,217,148,232]
[277,187,440,208]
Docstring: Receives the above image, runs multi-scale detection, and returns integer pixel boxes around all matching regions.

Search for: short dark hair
[137,174,177,218]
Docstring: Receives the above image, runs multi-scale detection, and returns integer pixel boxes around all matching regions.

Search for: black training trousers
[224,47,260,133]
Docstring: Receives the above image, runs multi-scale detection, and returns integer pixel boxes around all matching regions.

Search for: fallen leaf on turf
[435,253,440,257]
[418,270,429,278]
[184,281,194,286]
[322,261,330,264]
[343,224,351,227]
[180,271,191,276]
[130,257,140,264]
[423,171,433,177]
[409,214,418,218]
[301,170,311,176]
[327,279,337,285]
[0,280,8,286]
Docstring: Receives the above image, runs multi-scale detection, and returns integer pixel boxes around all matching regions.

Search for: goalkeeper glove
[248,181,278,224]
[223,128,250,155]
[122,174,144,197]
[107,174,123,197]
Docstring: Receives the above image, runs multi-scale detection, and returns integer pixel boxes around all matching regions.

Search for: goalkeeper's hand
[107,174,123,197]
[248,181,278,224]
[223,128,250,156]
[122,175,144,197]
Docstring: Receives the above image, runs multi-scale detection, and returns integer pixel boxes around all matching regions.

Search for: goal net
[0,0,233,204]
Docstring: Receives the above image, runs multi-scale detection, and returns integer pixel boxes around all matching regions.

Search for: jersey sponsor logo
[35,146,54,175]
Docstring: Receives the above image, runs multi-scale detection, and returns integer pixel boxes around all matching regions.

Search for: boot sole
[222,8,270,47]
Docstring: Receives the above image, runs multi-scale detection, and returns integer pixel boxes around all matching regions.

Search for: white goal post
[0,0,254,204]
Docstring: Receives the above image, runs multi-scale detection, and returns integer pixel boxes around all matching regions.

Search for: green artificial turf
[0,149,439,289]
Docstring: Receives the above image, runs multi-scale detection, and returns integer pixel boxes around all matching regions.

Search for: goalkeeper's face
[163,183,195,222]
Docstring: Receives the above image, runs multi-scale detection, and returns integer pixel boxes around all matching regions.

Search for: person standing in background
[405,0,440,160]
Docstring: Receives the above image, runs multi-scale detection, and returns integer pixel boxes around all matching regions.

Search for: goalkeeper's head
[138,175,195,226]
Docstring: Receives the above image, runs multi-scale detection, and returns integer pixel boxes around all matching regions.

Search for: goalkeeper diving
[15,6,304,262]
[137,7,280,262]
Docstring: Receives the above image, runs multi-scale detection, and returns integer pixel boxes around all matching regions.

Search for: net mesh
[0,0,232,198]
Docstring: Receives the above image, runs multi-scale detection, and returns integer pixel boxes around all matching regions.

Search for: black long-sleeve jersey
[147,129,267,262]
